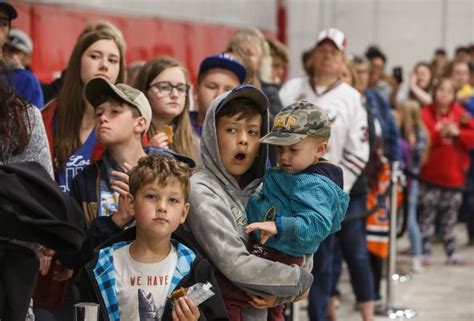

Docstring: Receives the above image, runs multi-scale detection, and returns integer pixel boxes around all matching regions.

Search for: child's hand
[293,289,310,302]
[37,247,55,276]
[408,70,417,88]
[149,132,170,149]
[171,296,200,321]
[445,122,460,137]
[245,221,277,244]
[52,261,73,281]
[246,293,278,309]
[110,162,132,196]
[111,163,134,227]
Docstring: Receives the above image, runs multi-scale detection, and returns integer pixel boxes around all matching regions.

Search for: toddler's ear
[314,141,328,158]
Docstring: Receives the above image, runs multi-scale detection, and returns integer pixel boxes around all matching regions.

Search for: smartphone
[392,66,403,84]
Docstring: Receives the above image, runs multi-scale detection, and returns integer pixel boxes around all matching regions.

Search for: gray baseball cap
[260,100,331,145]
[85,77,152,132]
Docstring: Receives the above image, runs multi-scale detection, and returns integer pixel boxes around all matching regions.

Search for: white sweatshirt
[280,76,369,192]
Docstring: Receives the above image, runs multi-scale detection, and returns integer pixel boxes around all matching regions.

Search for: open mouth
[234,153,246,162]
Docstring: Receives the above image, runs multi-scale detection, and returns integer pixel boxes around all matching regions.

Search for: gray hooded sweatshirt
[186,90,313,320]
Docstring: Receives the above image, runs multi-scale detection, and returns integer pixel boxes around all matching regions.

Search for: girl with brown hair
[41,28,126,193]
[134,56,198,161]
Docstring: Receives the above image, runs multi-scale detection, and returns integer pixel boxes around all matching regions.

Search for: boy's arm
[187,181,313,298]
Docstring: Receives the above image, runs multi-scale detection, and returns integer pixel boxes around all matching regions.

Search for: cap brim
[0,3,17,20]
[259,132,307,145]
[316,38,344,51]
[216,85,269,115]
[155,148,196,170]
[6,41,29,55]
[85,77,134,109]
[199,56,247,84]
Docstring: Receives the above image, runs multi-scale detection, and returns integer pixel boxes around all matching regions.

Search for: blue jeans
[308,235,335,321]
[308,194,374,321]
[407,180,423,256]
[332,194,374,303]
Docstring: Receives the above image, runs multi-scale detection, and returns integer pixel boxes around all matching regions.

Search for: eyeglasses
[148,81,190,96]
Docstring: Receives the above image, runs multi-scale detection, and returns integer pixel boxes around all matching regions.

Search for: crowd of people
[1,1,474,321]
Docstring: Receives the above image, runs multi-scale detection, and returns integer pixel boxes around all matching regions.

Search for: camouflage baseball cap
[260,100,331,145]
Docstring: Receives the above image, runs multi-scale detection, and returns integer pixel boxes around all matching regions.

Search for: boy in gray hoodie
[185,85,313,321]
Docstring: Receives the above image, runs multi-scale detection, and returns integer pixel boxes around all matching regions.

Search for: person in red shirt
[418,77,474,264]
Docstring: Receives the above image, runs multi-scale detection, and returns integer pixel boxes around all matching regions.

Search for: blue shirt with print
[56,130,96,194]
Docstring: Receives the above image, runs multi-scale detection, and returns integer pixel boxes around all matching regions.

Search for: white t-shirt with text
[113,244,178,321]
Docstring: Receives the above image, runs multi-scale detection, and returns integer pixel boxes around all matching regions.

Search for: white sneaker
[412,256,425,273]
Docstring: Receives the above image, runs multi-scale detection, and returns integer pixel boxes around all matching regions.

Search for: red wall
[12,2,272,83]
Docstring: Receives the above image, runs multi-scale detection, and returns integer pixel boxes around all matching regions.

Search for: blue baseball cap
[198,53,247,84]
[0,1,17,20]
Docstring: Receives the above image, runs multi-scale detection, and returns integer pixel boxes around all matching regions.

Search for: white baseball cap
[316,28,347,51]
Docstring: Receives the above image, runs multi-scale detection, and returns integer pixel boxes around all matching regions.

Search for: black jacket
[0,161,84,252]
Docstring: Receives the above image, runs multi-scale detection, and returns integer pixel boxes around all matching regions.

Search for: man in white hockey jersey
[280,28,374,321]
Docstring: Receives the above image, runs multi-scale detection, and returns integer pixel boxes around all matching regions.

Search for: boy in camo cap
[242,100,350,321]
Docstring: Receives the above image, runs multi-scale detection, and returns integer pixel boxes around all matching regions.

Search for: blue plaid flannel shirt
[93,239,196,321]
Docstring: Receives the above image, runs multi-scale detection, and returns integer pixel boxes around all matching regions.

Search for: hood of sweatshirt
[200,85,270,193]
